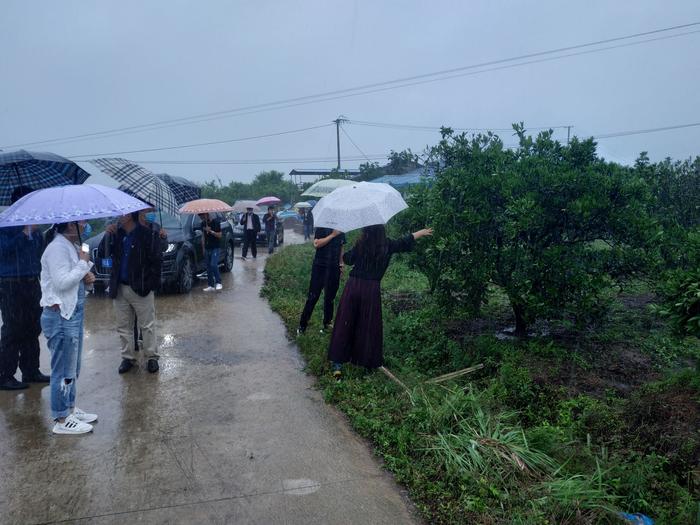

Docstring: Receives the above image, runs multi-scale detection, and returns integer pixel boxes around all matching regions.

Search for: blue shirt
[0,226,43,278]
[119,231,135,284]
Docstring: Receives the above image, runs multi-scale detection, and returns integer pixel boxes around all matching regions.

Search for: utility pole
[566,125,572,145]
[333,116,348,170]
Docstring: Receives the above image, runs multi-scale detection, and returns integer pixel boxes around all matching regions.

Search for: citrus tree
[401,126,656,335]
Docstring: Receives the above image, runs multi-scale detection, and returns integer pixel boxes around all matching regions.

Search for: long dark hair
[45,222,72,245]
[355,224,387,260]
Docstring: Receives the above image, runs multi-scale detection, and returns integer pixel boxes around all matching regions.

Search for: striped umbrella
[155,173,201,205]
[89,158,179,216]
[0,149,91,206]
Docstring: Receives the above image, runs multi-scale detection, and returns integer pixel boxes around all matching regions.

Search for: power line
[592,121,700,139]
[340,126,372,162]
[67,123,332,158]
[4,22,699,149]
[124,155,388,166]
[347,120,568,132]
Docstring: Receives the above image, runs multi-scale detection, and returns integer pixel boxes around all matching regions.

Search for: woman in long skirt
[40,221,98,435]
[328,224,432,378]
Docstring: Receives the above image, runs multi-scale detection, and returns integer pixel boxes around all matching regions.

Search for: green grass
[262,243,699,524]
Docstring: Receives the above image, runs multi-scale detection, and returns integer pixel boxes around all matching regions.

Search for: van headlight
[165,243,176,253]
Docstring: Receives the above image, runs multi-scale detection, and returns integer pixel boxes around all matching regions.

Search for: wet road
[0,230,418,525]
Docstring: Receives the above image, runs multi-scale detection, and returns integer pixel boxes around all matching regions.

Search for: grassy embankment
[262,242,699,524]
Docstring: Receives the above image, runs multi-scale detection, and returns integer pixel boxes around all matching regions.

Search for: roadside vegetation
[263,127,699,524]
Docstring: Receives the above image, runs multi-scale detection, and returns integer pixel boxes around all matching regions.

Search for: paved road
[0,231,419,525]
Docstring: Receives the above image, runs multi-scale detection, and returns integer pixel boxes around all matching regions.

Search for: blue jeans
[267,230,276,254]
[206,248,221,287]
[303,224,312,240]
[41,284,85,420]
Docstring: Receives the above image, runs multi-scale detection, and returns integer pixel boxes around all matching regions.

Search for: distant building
[289,169,360,188]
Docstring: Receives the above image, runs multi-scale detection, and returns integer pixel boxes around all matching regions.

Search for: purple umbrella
[0,184,149,227]
[256,196,281,207]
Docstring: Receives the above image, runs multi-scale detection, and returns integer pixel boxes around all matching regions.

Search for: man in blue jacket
[0,186,49,390]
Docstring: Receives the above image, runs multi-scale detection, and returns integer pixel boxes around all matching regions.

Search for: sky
[1,1,699,186]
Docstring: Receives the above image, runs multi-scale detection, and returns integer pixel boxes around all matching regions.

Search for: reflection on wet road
[0,230,417,524]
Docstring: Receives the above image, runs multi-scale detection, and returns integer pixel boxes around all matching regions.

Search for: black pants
[242,230,257,258]
[0,277,42,379]
[299,264,341,329]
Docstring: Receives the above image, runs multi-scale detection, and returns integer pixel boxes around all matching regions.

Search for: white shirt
[40,234,93,320]
[246,213,253,230]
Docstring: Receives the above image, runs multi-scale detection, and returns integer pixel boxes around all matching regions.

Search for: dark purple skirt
[328,276,383,369]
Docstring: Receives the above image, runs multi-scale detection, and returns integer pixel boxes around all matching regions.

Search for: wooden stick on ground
[426,363,485,384]
[379,366,411,394]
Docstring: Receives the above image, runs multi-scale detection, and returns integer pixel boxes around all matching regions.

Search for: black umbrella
[0,149,91,205]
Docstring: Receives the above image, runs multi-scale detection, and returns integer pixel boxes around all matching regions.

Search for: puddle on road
[165,334,245,366]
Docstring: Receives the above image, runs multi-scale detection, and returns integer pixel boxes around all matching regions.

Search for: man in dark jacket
[302,209,314,241]
[239,207,261,260]
[0,186,49,390]
[98,211,162,374]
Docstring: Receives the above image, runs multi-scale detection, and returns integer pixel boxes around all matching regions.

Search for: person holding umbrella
[0,184,149,426]
[199,212,223,292]
[178,198,235,290]
[0,186,49,390]
[310,181,433,379]
[240,206,261,260]
[296,227,345,335]
[40,220,98,434]
[263,206,277,255]
[328,225,432,378]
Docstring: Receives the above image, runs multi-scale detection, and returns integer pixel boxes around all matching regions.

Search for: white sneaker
[73,407,98,423]
[215,283,223,291]
[53,414,93,435]
[203,286,215,292]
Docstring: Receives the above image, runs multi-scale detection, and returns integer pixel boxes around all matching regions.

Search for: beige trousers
[113,284,158,361]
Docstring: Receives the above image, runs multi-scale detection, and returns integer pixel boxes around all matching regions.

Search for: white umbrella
[301,178,354,198]
[311,182,408,233]
[231,200,260,213]
[293,201,312,209]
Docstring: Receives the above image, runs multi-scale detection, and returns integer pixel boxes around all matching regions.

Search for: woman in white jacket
[40,221,98,435]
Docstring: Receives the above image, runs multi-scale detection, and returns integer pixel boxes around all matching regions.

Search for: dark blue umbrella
[155,173,201,205]
[0,149,91,206]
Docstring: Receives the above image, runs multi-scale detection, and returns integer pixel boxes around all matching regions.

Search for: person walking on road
[240,206,260,260]
[98,211,162,375]
[40,220,98,434]
[263,207,277,255]
[328,225,433,379]
[199,212,223,291]
[301,208,314,241]
[0,186,50,391]
[297,228,345,335]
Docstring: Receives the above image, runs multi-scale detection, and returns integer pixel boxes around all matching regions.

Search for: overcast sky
[1,1,699,185]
